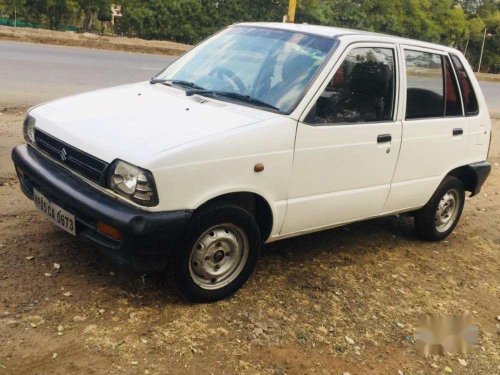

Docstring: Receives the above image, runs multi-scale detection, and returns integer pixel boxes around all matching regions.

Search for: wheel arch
[194,191,274,243]
[447,165,478,196]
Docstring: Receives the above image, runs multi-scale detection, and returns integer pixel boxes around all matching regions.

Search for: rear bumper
[469,161,491,196]
[12,144,193,273]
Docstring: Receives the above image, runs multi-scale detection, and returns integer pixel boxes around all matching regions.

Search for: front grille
[34,129,109,184]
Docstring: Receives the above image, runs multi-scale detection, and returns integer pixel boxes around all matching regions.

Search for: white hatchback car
[13,23,491,301]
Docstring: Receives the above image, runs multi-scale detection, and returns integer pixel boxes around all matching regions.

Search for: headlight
[23,115,36,144]
[106,160,158,206]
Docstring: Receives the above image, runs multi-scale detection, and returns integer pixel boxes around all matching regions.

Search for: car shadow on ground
[52,213,419,306]
[263,214,417,259]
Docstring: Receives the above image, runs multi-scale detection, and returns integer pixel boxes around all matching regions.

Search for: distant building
[111,4,122,26]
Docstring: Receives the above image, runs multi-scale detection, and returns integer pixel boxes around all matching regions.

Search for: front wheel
[168,203,261,302]
[414,176,465,241]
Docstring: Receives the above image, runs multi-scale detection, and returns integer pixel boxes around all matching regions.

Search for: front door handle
[453,128,463,136]
[377,134,392,143]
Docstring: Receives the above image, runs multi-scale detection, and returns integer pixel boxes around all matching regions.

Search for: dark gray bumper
[12,144,193,273]
[469,161,491,196]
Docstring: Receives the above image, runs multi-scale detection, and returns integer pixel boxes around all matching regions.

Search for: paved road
[0,40,176,107]
[479,82,500,114]
[1,40,499,113]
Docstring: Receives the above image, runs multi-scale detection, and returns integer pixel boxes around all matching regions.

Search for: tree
[18,0,77,29]
[0,0,23,21]
[76,0,110,32]
[2,0,498,72]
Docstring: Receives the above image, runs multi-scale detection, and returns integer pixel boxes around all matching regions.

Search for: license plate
[33,189,76,235]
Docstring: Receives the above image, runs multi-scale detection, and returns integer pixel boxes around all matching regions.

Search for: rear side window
[305,47,396,124]
[450,54,479,116]
[405,50,464,119]
[405,50,444,119]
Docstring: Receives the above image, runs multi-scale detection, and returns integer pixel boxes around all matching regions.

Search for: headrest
[349,62,391,96]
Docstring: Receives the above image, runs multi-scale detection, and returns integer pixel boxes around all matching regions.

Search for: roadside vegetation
[0,24,190,55]
[0,0,499,73]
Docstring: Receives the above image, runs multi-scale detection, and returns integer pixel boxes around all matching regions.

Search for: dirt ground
[0,106,499,374]
[0,26,190,56]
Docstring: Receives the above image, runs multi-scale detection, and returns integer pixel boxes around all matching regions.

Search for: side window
[405,50,444,119]
[450,54,479,116]
[305,47,396,124]
[443,56,463,116]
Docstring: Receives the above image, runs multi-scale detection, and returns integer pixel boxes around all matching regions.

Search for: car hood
[30,82,274,166]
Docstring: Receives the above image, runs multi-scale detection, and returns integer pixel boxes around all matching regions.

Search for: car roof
[237,22,460,54]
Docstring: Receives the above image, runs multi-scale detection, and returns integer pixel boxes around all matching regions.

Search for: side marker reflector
[97,222,122,241]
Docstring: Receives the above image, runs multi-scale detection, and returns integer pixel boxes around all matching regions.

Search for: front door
[281,43,402,236]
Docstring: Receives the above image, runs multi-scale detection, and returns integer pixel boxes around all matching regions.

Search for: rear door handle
[453,128,463,136]
[377,134,392,143]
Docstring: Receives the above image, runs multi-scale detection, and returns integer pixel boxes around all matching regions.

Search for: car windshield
[155,26,336,113]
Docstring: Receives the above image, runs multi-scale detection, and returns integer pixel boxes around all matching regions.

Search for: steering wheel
[209,67,247,93]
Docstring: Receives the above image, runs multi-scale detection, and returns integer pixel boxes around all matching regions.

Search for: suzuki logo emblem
[59,148,68,162]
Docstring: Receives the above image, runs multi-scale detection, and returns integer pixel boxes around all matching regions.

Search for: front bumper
[12,144,193,273]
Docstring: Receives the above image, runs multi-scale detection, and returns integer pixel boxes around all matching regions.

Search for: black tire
[414,176,465,241]
[168,202,261,302]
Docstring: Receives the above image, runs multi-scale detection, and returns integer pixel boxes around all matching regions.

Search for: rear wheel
[169,203,261,302]
[414,176,465,241]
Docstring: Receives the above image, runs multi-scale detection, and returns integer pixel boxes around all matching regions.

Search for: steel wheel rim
[189,223,249,290]
[435,188,460,232]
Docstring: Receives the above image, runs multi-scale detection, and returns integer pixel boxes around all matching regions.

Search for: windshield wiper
[150,78,206,90]
[151,80,281,112]
[186,90,281,112]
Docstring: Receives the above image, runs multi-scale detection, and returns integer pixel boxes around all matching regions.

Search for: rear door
[383,46,468,212]
[281,42,402,236]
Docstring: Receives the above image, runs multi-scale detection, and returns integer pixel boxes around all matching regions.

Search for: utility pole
[477,28,487,73]
[14,3,17,27]
[287,0,297,23]
[463,37,469,56]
